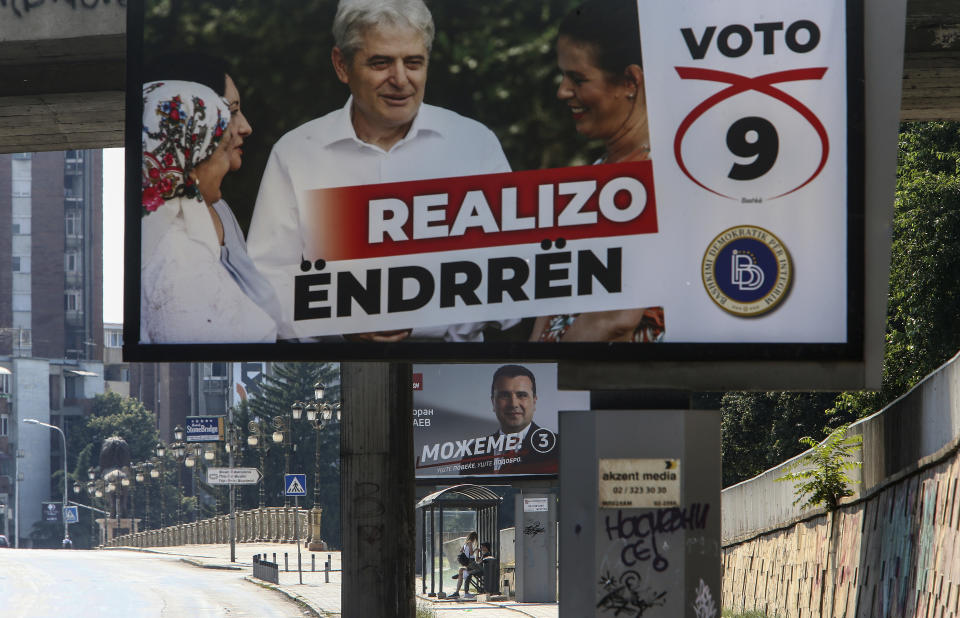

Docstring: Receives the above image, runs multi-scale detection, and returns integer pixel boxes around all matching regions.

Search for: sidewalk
[106,543,559,618]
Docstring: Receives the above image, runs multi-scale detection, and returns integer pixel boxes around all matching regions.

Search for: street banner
[41,502,60,523]
[185,416,224,443]
[413,363,589,478]
[127,0,868,371]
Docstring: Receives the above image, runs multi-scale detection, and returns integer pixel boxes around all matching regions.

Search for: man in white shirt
[247,0,512,342]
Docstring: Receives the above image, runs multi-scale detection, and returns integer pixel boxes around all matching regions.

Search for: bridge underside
[0,1,959,154]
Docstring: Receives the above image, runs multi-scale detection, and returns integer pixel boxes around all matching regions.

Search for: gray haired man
[248,0,514,342]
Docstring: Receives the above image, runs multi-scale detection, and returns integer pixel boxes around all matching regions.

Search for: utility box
[515,492,557,602]
[559,409,721,617]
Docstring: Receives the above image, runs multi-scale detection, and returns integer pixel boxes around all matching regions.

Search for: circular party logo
[702,225,792,317]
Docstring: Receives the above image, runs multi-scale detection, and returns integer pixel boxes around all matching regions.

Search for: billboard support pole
[341,362,415,617]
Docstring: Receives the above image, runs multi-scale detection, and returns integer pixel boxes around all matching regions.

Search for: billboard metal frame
[122,0,898,391]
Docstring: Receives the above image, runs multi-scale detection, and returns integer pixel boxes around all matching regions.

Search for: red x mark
[673,67,829,200]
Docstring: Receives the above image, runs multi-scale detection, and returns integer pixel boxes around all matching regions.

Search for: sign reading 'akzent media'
[598,458,681,509]
[128,0,863,366]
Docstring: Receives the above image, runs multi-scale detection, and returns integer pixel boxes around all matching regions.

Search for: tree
[830,122,960,419]
[775,425,862,512]
[65,393,186,547]
[720,391,839,487]
[242,362,342,548]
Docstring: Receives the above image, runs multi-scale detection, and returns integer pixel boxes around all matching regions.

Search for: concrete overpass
[0,0,958,154]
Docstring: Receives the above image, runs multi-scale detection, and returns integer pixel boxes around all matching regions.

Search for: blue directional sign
[63,505,79,524]
[284,474,306,497]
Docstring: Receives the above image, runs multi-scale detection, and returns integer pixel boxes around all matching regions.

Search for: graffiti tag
[604,503,710,571]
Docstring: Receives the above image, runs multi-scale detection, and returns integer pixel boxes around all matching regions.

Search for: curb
[179,557,244,571]
[243,575,335,617]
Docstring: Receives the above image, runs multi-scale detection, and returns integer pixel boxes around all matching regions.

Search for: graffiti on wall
[1,0,125,19]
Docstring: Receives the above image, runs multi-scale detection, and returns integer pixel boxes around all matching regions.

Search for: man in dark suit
[460,365,558,475]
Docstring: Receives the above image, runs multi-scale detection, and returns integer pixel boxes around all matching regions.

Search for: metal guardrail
[252,555,279,584]
[104,507,311,548]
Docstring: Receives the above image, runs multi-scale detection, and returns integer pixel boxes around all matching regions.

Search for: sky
[102,148,124,324]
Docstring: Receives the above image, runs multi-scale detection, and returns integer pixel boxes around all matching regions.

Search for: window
[65,291,81,312]
[12,257,19,272]
[0,373,9,395]
[210,363,228,377]
[65,211,81,237]
[105,331,123,348]
[65,377,81,400]
[65,252,80,273]
[0,414,8,437]
[12,223,19,235]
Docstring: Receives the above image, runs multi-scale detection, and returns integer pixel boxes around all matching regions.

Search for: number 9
[726,116,778,181]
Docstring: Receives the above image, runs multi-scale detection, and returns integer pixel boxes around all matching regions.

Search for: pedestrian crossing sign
[284,474,307,496]
[63,505,79,524]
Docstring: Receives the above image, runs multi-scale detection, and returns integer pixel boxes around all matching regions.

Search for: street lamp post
[293,382,341,551]
[247,420,270,508]
[271,416,291,507]
[22,419,71,548]
[154,442,166,529]
[185,443,202,522]
[224,421,240,563]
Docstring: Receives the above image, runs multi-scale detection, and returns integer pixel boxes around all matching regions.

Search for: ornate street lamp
[154,442,167,529]
[170,440,187,526]
[271,415,292,507]
[293,381,341,551]
[247,419,272,508]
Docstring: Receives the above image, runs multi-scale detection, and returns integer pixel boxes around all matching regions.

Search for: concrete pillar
[341,363,415,618]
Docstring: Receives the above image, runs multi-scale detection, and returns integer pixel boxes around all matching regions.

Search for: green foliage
[145,0,587,232]
[775,425,862,512]
[828,122,960,419]
[416,606,438,618]
[720,392,839,487]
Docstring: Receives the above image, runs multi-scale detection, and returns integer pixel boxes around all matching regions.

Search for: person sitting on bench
[464,542,493,593]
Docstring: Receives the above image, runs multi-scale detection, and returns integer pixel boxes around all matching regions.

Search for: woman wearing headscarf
[140,80,278,343]
[529,0,665,343]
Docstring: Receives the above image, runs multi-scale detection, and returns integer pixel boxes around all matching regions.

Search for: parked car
[0,535,9,548]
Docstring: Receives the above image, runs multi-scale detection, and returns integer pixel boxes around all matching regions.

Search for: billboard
[124,0,887,388]
[413,363,588,478]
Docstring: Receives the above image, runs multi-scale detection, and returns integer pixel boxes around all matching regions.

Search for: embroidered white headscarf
[141,80,230,215]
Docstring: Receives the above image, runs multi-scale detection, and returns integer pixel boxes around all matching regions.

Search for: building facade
[0,150,105,546]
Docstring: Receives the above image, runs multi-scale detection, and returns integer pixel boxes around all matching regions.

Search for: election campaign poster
[413,363,589,478]
[126,0,868,367]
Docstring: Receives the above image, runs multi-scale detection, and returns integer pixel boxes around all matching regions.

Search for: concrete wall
[723,350,960,544]
[721,350,960,616]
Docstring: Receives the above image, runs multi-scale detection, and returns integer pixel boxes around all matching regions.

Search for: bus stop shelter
[416,484,502,597]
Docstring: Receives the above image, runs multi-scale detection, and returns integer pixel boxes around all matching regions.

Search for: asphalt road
[0,548,312,617]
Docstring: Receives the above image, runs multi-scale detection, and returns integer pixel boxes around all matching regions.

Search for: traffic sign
[206,467,262,485]
[63,505,79,524]
[284,474,306,497]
